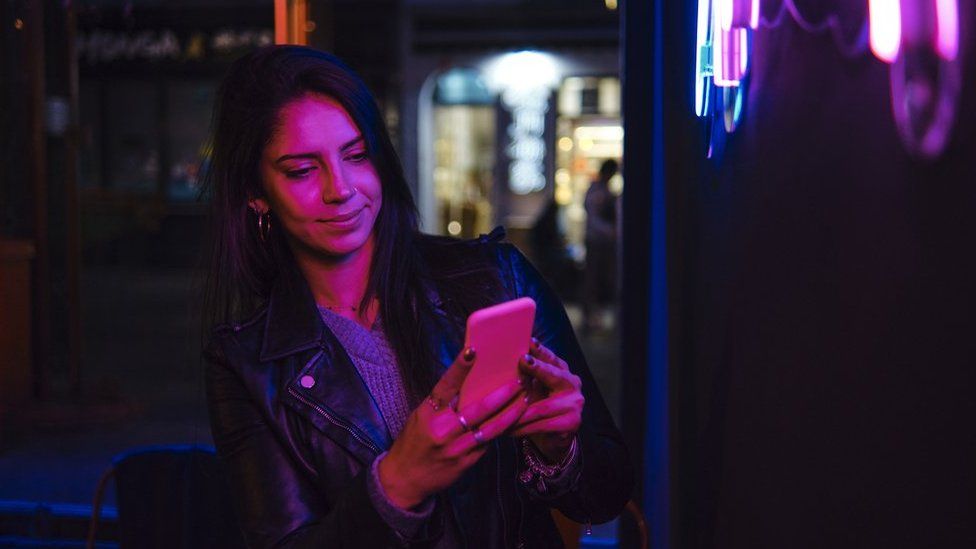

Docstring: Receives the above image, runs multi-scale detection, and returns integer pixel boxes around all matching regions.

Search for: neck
[291,236,377,325]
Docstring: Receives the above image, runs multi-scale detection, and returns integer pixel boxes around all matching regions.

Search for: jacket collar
[260,263,324,362]
[262,263,393,455]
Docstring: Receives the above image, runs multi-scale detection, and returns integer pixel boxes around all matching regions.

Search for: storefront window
[166,81,215,201]
[555,76,623,255]
[431,68,495,238]
[79,81,103,191]
[105,80,159,194]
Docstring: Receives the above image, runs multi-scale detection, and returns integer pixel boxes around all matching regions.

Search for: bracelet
[518,437,578,493]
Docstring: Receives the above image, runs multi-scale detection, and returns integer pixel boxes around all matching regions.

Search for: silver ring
[456,413,471,431]
[473,429,486,445]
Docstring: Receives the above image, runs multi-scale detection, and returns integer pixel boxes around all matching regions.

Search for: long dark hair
[201,45,461,401]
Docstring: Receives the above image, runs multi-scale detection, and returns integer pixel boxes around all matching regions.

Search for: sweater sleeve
[366,452,436,541]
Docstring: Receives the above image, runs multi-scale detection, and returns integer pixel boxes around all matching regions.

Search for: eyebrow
[274,136,365,164]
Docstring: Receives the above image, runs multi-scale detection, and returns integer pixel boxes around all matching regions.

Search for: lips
[319,206,364,225]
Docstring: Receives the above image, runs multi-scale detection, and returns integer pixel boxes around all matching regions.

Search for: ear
[248,197,270,214]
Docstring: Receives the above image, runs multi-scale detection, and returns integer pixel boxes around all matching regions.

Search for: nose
[320,166,357,204]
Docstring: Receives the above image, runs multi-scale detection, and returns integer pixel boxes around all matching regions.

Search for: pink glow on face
[869,0,901,63]
[258,94,383,261]
[935,0,959,60]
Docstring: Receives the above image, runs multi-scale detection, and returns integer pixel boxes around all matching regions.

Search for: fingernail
[531,338,540,349]
[525,354,535,366]
[463,347,476,361]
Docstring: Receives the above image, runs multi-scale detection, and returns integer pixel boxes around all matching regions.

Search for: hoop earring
[257,211,272,242]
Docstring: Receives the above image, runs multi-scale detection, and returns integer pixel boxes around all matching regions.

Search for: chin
[313,230,374,259]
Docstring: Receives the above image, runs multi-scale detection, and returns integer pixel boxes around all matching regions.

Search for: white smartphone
[457,297,536,411]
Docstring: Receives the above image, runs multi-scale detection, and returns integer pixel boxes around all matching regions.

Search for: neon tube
[721,0,758,31]
[739,28,749,75]
[695,0,713,116]
[869,0,901,63]
[714,27,747,87]
[719,0,734,32]
[935,0,959,61]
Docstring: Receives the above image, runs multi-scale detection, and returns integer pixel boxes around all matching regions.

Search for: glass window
[166,81,216,201]
[432,106,495,238]
[79,81,103,190]
[105,80,159,194]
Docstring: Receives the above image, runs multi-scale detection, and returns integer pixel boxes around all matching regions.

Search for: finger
[510,415,579,438]
[449,390,530,455]
[478,389,530,439]
[529,338,569,371]
[519,354,579,391]
[516,392,583,425]
[430,347,477,404]
[456,377,524,427]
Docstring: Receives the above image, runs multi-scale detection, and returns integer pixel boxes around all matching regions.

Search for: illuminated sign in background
[485,51,560,195]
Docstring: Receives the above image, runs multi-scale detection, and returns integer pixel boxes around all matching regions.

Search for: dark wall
[667,6,976,549]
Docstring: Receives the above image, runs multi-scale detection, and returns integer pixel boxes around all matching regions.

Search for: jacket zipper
[288,348,382,455]
[287,387,382,455]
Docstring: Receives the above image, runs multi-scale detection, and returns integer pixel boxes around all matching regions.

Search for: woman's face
[252,93,382,261]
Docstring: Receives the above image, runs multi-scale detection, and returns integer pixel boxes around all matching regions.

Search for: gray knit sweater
[316,306,412,439]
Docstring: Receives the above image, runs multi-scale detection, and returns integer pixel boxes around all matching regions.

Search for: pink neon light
[935,0,959,61]
[720,0,734,32]
[869,0,901,63]
[714,27,746,86]
[725,0,758,31]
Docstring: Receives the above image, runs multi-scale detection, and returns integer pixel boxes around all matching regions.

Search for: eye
[285,167,316,179]
[345,151,369,163]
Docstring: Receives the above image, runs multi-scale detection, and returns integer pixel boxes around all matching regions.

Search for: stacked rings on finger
[457,413,471,431]
[473,429,486,445]
[426,396,441,412]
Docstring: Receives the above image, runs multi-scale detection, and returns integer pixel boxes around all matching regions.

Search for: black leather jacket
[205,232,633,548]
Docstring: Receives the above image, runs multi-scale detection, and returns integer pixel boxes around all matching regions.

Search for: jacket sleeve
[204,332,443,548]
[499,243,634,524]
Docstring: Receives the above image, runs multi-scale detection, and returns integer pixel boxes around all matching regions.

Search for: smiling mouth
[319,207,364,224]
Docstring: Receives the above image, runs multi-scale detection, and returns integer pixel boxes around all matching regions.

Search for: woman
[202,45,632,548]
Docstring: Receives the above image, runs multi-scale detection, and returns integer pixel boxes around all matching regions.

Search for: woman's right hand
[378,347,528,509]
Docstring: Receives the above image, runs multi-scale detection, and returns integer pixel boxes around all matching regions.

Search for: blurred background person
[582,159,618,335]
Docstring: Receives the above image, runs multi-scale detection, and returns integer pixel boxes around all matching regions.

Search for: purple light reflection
[723,0,758,31]
[935,0,958,61]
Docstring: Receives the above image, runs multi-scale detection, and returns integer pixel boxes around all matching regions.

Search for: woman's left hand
[512,339,584,463]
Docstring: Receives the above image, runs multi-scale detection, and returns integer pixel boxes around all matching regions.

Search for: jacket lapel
[262,263,390,463]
